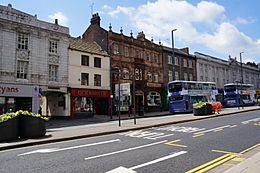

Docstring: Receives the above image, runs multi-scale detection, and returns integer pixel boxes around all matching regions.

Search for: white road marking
[242,117,260,124]
[153,126,205,133]
[193,125,231,135]
[18,139,121,156]
[106,151,187,172]
[84,140,168,161]
[123,130,174,140]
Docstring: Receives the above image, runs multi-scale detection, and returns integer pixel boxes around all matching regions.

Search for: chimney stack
[90,13,101,26]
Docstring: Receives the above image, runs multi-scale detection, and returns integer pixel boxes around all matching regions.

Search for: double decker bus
[168,80,218,113]
[224,83,255,107]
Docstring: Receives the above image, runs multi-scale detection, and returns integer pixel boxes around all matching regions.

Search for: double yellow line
[185,154,236,173]
[186,143,260,173]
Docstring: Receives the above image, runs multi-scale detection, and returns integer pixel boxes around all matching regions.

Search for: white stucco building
[68,38,110,117]
[195,52,260,89]
[0,4,70,116]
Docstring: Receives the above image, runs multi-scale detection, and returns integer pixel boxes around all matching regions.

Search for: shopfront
[70,88,110,118]
[0,84,39,114]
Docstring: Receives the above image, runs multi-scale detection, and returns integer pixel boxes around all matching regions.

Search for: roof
[69,37,108,56]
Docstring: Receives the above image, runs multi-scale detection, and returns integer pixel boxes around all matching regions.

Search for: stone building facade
[195,52,260,89]
[82,13,164,113]
[0,4,70,116]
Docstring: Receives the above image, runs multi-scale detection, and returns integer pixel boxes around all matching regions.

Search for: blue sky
[2,0,260,63]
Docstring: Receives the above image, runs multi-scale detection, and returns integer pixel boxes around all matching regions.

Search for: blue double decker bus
[168,80,218,113]
[224,83,255,107]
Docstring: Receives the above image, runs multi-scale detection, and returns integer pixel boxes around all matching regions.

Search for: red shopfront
[70,88,110,118]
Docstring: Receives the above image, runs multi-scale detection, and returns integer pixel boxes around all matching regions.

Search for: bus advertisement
[168,80,218,113]
[223,83,255,107]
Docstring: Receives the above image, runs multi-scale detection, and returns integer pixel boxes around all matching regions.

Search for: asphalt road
[0,110,259,173]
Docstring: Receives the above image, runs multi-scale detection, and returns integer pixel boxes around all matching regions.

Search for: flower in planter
[16,110,49,121]
[0,112,19,123]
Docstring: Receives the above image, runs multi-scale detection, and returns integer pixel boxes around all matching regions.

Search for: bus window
[169,95,183,101]
[169,83,182,92]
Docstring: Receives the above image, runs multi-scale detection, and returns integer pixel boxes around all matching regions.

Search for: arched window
[122,68,129,79]
[147,91,161,106]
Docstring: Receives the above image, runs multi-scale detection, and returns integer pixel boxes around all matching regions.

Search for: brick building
[82,13,164,113]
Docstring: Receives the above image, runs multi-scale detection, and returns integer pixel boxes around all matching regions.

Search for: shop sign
[0,84,34,97]
[71,88,110,98]
[115,83,130,96]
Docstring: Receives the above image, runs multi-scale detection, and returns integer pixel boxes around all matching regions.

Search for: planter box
[0,117,19,142]
[193,107,206,116]
[19,116,46,138]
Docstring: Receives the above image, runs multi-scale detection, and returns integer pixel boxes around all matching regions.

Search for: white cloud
[232,17,256,25]
[103,0,260,62]
[49,12,68,26]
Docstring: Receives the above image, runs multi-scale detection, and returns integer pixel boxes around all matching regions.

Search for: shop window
[81,55,89,66]
[81,73,89,86]
[17,33,29,50]
[74,97,93,113]
[94,57,101,68]
[17,60,28,79]
[49,64,58,81]
[94,74,101,86]
[49,39,58,54]
[147,91,161,106]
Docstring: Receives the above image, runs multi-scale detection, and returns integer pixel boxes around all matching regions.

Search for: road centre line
[229,125,237,128]
[242,117,260,124]
[130,151,187,170]
[213,129,223,132]
[106,151,187,173]
[18,139,121,156]
[193,125,231,135]
[85,140,168,161]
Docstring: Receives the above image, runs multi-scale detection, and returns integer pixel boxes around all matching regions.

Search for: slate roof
[69,37,108,56]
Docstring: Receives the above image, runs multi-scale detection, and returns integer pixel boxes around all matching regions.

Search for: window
[168,70,173,82]
[49,65,58,81]
[17,60,28,79]
[184,73,188,81]
[81,73,89,85]
[49,39,58,54]
[175,71,179,80]
[135,49,140,58]
[81,55,89,66]
[147,72,152,82]
[94,57,101,68]
[188,60,193,68]
[147,91,161,106]
[122,68,129,79]
[174,57,179,65]
[94,74,101,86]
[146,53,151,61]
[168,55,173,64]
[183,59,187,67]
[135,68,142,80]
[74,97,94,113]
[154,73,159,82]
[114,44,120,54]
[124,46,129,56]
[154,54,159,63]
[17,33,29,50]
[189,74,193,81]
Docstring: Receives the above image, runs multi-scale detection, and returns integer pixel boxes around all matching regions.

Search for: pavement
[1,106,260,173]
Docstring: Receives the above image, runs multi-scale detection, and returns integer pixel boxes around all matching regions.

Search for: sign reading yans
[0,84,34,97]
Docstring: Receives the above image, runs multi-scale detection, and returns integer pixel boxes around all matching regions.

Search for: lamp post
[240,52,244,109]
[171,29,177,80]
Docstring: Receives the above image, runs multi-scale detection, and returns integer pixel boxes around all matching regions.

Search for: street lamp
[239,52,244,109]
[171,29,177,80]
